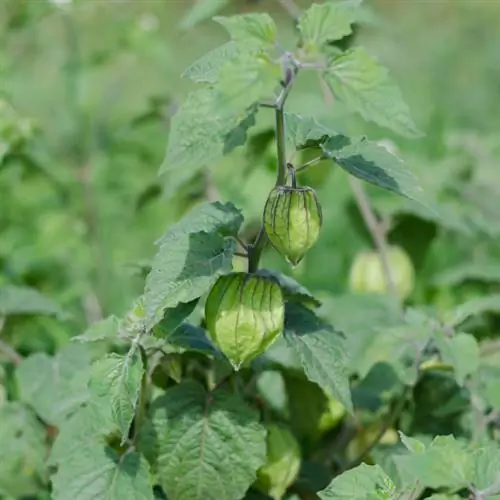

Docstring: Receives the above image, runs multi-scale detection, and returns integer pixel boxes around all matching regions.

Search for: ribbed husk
[263,186,323,266]
[205,272,284,370]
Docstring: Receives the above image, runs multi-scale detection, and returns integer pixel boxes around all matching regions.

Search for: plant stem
[295,155,325,173]
[248,62,298,273]
[132,345,148,448]
[0,339,23,366]
[349,177,399,302]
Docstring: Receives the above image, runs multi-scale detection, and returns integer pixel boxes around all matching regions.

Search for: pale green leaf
[435,332,479,386]
[323,47,422,138]
[284,302,353,413]
[90,352,144,442]
[143,202,243,329]
[214,13,277,46]
[398,432,426,454]
[298,2,356,50]
[151,381,267,500]
[256,268,321,308]
[445,295,500,328]
[180,0,229,31]
[318,463,396,499]
[395,435,471,490]
[471,446,500,493]
[73,315,121,343]
[0,402,48,498]
[161,87,258,177]
[51,443,154,500]
[0,284,64,317]
[16,343,91,426]
[216,52,281,112]
[433,262,500,286]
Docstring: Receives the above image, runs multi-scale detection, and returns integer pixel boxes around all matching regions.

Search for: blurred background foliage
[1,0,499,356]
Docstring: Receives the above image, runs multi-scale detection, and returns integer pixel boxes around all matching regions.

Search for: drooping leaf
[160,87,258,178]
[152,300,199,338]
[90,351,144,443]
[318,463,396,499]
[434,332,479,386]
[51,443,154,500]
[298,2,356,51]
[0,284,64,318]
[283,302,353,413]
[151,381,267,500]
[165,323,221,357]
[214,13,277,47]
[323,47,422,138]
[445,295,500,328]
[0,402,48,498]
[256,268,321,308]
[180,0,230,31]
[73,315,121,343]
[16,343,91,426]
[143,202,243,330]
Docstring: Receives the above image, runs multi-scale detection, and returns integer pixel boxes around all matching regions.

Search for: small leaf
[51,443,154,500]
[318,463,396,499]
[284,302,353,413]
[90,352,144,443]
[398,432,426,454]
[143,202,243,329]
[435,332,479,386]
[166,323,221,357]
[73,315,121,343]
[256,269,322,308]
[0,284,64,317]
[298,2,356,51]
[152,381,267,500]
[16,343,91,426]
[214,13,277,47]
[180,0,229,31]
[445,295,500,328]
[152,300,199,338]
[323,47,422,138]
[0,402,48,498]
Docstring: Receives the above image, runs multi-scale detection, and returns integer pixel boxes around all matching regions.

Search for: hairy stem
[248,62,298,272]
[132,345,148,448]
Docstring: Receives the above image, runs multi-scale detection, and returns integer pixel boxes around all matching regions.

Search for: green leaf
[214,13,277,47]
[471,446,500,492]
[152,300,199,338]
[216,52,281,112]
[0,402,48,498]
[151,381,267,500]
[180,0,230,31]
[283,302,353,413]
[183,42,247,84]
[395,435,471,490]
[318,463,396,499]
[256,268,321,308]
[16,343,91,426]
[323,47,422,138]
[74,315,121,343]
[298,2,356,51]
[166,323,221,357]
[435,332,479,386]
[398,432,426,454]
[433,262,500,286]
[143,201,243,329]
[51,444,154,500]
[90,351,144,443]
[0,284,64,317]
[445,294,500,328]
[161,87,258,177]
[284,113,349,150]
[326,138,429,207]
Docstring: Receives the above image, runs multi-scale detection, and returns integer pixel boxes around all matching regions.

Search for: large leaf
[151,381,267,500]
[16,343,91,426]
[0,402,48,498]
[51,444,154,500]
[160,87,258,178]
[323,47,422,138]
[214,13,277,47]
[143,202,243,329]
[90,351,144,443]
[283,302,353,412]
[0,284,64,317]
[318,463,396,499]
[298,2,356,51]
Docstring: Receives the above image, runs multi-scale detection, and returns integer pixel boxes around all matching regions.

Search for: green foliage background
[1,0,500,499]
